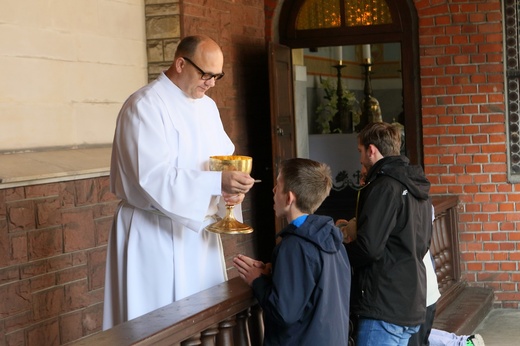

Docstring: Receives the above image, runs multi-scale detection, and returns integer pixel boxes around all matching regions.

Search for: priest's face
[180,43,224,99]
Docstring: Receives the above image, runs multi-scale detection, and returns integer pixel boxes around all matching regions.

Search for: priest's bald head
[165,35,225,99]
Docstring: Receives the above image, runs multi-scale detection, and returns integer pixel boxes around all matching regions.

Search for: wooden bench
[431,196,494,335]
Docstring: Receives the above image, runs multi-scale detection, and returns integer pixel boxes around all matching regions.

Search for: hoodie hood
[367,156,430,200]
[278,214,343,254]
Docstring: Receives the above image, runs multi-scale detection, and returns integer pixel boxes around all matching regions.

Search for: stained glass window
[296,0,392,30]
[344,0,392,26]
[296,0,342,29]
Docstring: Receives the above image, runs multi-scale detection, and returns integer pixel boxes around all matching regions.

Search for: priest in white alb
[102,35,255,329]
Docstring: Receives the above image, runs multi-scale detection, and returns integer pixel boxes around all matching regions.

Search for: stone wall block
[72,252,87,267]
[27,227,63,261]
[59,182,76,209]
[88,248,107,291]
[5,187,25,203]
[92,201,118,219]
[147,39,165,63]
[20,260,47,279]
[81,303,103,335]
[5,330,24,346]
[27,226,63,261]
[0,280,31,317]
[46,254,73,273]
[62,209,95,253]
[86,287,104,306]
[25,185,60,199]
[0,219,8,267]
[145,0,180,5]
[32,287,64,321]
[57,265,87,286]
[95,217,112,246]
[163,39,179,61]
[9,232,28,264]
[29,272,56,293]
[0,189,6,218]
[63,280,89,311]
[0,266,19,286]
[7,201,35,232]
[96,177,114,203]
[148,62,171,76]
[59,311,83,344]
[73,180,98,207]
[146,15,180,39]
[35,198,62,229]
[3,310,32,335]
[146,3,180,16]
[26,318,59,346]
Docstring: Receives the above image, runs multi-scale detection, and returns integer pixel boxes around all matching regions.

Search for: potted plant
[315,78,361,134]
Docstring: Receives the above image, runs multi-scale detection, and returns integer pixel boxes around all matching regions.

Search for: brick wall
[0,177,119,345]
[415,0,520,308]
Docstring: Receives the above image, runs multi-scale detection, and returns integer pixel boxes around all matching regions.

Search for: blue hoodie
[252,214,351,346]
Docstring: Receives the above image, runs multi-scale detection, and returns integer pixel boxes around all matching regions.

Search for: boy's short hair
[279,158,332,214]
[358,121,401,157]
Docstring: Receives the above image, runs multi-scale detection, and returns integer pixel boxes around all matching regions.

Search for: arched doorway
[269,0,423,226]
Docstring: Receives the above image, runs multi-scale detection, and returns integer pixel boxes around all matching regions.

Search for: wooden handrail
[68,196,460,346]
[66,277,258,346]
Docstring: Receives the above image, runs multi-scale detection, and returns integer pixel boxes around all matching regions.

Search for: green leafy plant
[315,78,361,134]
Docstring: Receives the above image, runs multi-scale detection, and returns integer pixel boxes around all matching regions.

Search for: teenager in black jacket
[345,122,432,345]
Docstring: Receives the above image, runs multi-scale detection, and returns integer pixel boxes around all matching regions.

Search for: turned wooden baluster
[201,325,219,346]
[181,334,201,346]
[234,309,251,346]
[248,304,264,346]
[216,317,236,346]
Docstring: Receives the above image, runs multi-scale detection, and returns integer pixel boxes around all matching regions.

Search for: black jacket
[252,214,351,346]
[345,156,432,327]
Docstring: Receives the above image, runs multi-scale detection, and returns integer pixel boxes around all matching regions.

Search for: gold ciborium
[204,155,254,234]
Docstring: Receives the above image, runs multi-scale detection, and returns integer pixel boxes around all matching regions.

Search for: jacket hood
[367,156,430,200]
[279,214,344,254]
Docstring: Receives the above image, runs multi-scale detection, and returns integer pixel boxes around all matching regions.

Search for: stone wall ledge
[0,146,111,189]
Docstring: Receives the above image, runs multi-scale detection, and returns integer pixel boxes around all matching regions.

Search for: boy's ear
[287,190,297,206]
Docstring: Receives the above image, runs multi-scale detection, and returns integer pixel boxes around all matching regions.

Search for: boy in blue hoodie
[233,158,351,346]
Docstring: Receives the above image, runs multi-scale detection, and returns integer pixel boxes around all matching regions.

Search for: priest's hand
[222,171,254,195]
[222,191,244,205]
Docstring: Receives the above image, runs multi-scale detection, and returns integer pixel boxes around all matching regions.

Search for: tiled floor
[472,309,520,346]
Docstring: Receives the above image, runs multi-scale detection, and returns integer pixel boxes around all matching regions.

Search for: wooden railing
[430,196,494,334]
[68,196,464,346]
[66,278,262,346]
[430,195,462,314]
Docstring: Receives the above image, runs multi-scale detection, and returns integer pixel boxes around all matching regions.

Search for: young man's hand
[233,254,271,286]
[336,218,357,243]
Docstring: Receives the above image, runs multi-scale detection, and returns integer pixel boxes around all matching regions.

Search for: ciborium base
[204,218,253,234]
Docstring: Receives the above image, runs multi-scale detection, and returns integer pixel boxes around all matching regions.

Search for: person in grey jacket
[345,122,432,345]
[233,158,351,346]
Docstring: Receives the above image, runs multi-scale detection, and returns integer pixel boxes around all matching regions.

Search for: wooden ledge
[66,277,256,346]
[0,146,111,189]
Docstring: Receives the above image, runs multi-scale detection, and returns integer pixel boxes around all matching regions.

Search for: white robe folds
[102,72,239,329]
